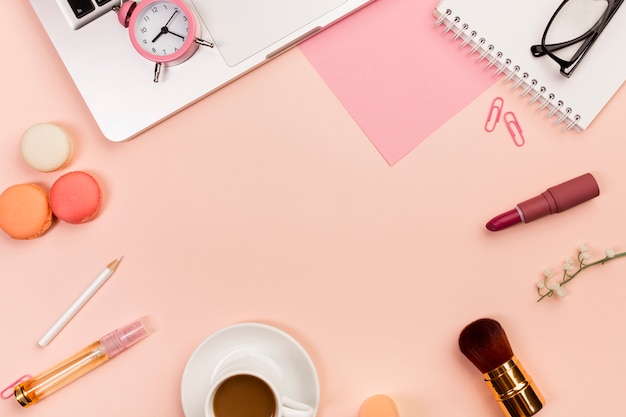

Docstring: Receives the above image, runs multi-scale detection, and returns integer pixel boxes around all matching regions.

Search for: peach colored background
[2,2,626,417]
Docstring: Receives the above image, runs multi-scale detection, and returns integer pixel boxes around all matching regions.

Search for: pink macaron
[49,171,102,224]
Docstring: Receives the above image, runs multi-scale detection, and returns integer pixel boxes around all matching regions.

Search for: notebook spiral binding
[435,8,581,131]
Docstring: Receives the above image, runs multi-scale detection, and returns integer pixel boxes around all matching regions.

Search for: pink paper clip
[484,97,504,132]
[1,375,31,400]
[503,111,525,146]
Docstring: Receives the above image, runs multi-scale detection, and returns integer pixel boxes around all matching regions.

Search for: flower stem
[536,250,626,302]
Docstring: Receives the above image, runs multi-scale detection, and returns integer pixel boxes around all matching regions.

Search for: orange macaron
[49,171,102,224]
[0,183,53,239]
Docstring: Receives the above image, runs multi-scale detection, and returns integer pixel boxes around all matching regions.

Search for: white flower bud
[547,282,560,291]
[579,244,588,252]
[543,268,554,278]
[605,249,616,258]
[581,252,590,260]
[536,280,546,289]
[556,287,567,298]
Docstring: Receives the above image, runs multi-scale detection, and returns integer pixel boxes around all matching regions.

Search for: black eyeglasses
[531,0,623,77]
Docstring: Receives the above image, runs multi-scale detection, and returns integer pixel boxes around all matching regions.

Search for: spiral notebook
[434,0,626,132]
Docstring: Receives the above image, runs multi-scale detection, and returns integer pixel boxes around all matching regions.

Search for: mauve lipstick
[486,173,600,231]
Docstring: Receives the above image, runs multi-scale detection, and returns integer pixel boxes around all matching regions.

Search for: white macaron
[20,123,73,172]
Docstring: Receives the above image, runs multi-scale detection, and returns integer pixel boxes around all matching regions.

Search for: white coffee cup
[204,348,314,417]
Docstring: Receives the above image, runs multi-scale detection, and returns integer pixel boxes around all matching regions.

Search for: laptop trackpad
[191,0,347,66]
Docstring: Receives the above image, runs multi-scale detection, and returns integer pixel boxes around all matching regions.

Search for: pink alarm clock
[117,0,214,82]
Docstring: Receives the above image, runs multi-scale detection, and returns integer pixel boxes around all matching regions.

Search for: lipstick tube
[484,357,545,417]
[13,317,151,407]
[486,173,600,231]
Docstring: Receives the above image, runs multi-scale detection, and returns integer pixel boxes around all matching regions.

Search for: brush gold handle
[484,357,545,417]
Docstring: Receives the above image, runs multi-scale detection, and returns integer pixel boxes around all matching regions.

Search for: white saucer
[181,323,320,417]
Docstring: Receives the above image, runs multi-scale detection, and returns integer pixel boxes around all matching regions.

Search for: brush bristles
[458,318,514,373]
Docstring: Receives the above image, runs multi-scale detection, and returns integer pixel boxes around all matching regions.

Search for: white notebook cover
[434,0,626,131]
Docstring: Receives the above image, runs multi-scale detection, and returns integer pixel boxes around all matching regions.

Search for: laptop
[28,0,376,142]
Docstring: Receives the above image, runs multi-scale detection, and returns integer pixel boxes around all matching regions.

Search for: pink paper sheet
[299,0,496,165]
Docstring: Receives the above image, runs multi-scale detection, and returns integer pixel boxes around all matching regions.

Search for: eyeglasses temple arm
[531,29,598,57]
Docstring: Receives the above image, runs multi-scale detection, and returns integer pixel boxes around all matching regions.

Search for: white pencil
[38,256,124,347]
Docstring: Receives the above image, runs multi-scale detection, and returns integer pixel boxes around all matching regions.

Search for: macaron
[0,183,53,239]
[49,171,102,224]
[20,123,73,172]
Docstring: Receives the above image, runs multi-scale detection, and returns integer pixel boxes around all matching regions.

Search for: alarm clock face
[128,0,200,64]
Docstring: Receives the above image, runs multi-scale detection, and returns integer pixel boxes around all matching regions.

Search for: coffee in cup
[213,374,276,417]
[204,349,314,417]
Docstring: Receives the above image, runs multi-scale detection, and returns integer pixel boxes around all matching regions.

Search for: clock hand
[152,10,179,42]
[163,10,179,28]
[167,30,186,41]
[152,26,168,43]
[161,31,215,49]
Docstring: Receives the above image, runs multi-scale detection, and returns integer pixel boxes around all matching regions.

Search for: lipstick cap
[518,173,599,223]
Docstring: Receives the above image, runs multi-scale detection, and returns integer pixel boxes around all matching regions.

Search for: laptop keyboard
[59,0,119,29]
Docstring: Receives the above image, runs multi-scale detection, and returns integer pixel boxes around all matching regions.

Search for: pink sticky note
[299,0,496,165]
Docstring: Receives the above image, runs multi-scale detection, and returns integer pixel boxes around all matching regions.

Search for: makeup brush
[458,318,545,417]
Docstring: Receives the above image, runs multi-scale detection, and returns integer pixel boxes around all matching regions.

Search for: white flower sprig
[537,244,626,302]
